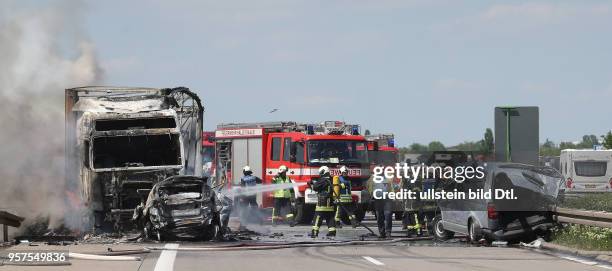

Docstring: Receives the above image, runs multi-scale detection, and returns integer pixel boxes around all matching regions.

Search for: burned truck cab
[85,110,184,228]
[66,87,203,231]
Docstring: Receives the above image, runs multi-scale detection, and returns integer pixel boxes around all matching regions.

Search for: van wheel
[468,220,483,244]
[432,215,454,240]
[539,229,553,242]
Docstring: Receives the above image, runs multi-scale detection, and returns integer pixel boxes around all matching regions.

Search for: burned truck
[65,86,203,231]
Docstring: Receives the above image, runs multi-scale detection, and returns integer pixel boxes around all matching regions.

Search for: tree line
[541,131,612,156]
[399,129,612,157]
[399,128,494,157]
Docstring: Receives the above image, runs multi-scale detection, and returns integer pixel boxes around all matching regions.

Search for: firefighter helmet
[318,166,330,176]
[278,165,288,173]
[243,165,251,173]
[339,166,348,175]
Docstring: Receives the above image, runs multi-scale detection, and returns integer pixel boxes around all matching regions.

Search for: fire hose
[145,236,432,252]
[329,178,378,237]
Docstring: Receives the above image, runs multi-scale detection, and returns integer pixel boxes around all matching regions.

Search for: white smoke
[0,2,102,232]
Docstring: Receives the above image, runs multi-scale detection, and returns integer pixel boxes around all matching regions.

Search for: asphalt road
[2,218,611,271]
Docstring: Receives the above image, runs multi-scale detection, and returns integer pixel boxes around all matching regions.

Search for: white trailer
[560,149,612,192]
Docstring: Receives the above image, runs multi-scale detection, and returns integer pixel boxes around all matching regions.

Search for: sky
[9,0,612,146]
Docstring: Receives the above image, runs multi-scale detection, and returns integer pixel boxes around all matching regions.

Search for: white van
[560,149,612,192]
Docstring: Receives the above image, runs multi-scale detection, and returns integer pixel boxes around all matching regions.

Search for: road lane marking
[363,256,384,266]
[598,265,612,270]
[154,243,179,271]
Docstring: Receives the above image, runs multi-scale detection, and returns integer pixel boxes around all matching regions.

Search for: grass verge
[560,193,612,212]
[552,224,612,251]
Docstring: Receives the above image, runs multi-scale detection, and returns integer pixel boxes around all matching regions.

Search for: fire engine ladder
[217,143,231,163]
[366,133,395,146]
[217,121,306,132]
[215,142,232,187]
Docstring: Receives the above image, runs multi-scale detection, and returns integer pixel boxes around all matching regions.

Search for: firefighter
[309,166,337,238]
[367,164,394,238]
[402,174,425,237]
[271,165,295,226]
[334,166,358,228]
[239,166,262,224]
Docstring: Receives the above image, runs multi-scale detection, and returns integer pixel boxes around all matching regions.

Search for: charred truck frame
[65,86,203,231]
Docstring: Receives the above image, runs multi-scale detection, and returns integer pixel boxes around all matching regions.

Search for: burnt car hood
[143,176,219,238]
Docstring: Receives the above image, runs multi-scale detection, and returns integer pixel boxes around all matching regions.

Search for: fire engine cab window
[283,138,291,161]
[295,143,304,163]
[307,140,367,164]
[271,137,281,161]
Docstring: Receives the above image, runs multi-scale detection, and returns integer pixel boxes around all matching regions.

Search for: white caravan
[560,149,612,192]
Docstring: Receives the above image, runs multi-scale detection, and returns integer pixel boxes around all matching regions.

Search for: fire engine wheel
[339,213,352,226]
[354,207,366,222]
[295,202,315,224]
[394,212,404,221]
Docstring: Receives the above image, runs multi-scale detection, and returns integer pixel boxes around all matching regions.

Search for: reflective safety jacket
[312,176,335,212]
[337,176,353,203]
[241,175,262,187]
[272,175,293,198]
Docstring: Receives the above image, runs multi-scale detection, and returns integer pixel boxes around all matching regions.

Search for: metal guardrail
[554,207,612,228]
[0,211,25,242]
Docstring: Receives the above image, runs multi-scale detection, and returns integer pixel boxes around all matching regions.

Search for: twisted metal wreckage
[65,86,231,240]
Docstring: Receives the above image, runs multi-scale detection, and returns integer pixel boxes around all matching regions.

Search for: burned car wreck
[133,176,232,241]
[65,86,204,231]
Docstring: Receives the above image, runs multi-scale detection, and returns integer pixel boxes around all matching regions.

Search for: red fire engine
[366,133,404,218]
[214,121,371,223]
[366,133,399,166]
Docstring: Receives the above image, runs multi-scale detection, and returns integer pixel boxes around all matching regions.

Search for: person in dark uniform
[239,165,262,224]
[309,166,337,238]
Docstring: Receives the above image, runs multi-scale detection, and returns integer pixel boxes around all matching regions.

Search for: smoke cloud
[0,2,102,232]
